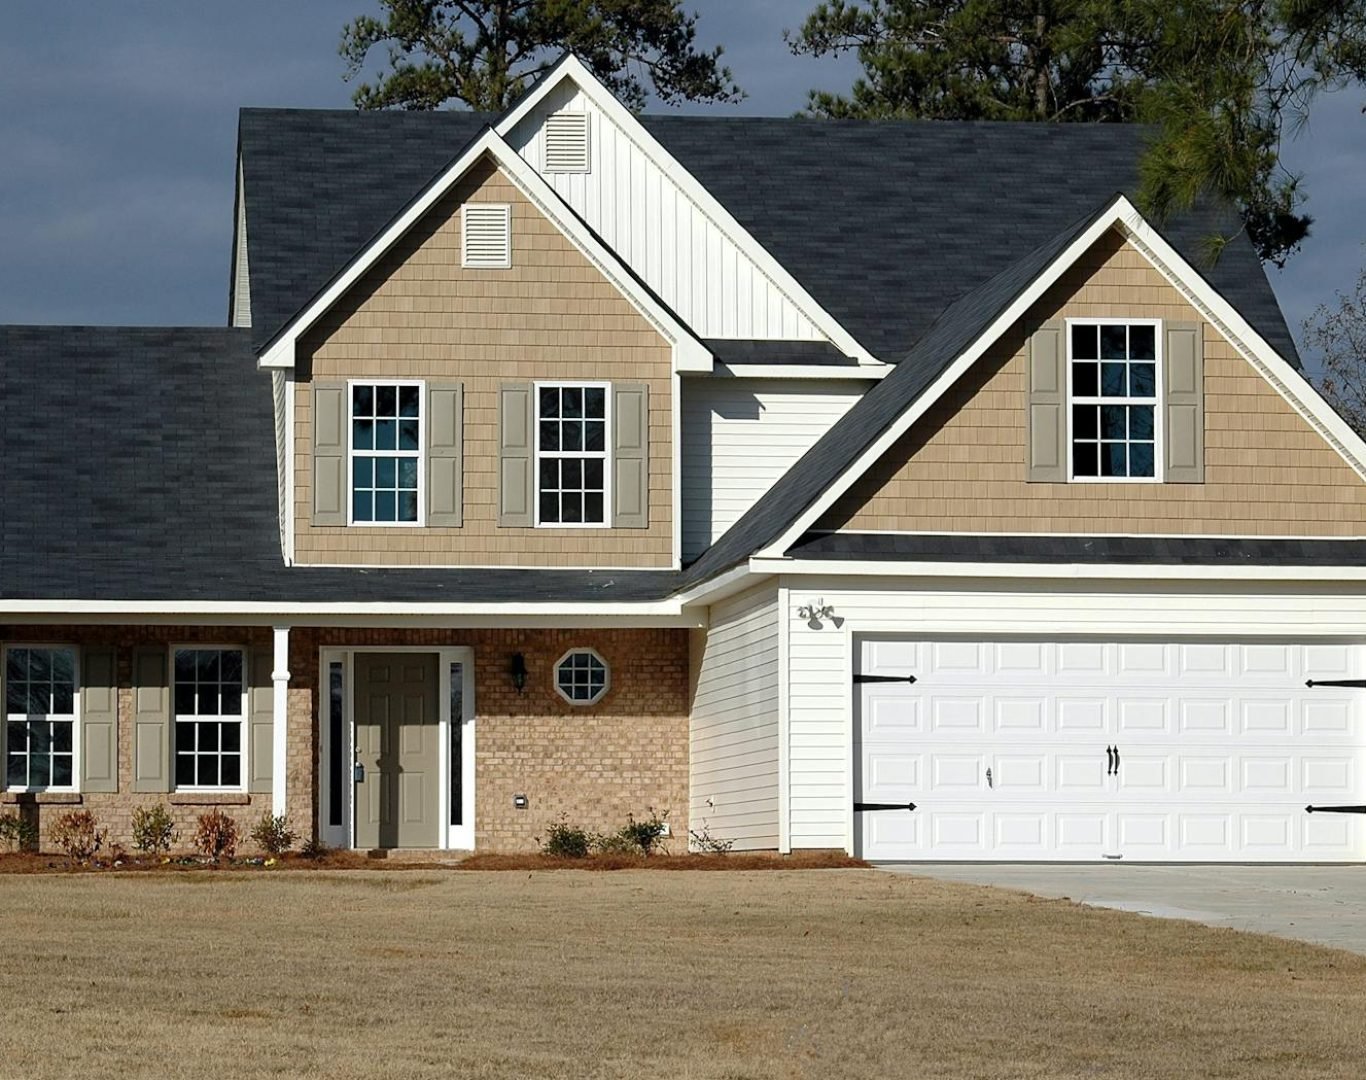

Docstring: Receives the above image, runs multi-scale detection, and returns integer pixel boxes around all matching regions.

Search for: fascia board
[750,556,1366,583]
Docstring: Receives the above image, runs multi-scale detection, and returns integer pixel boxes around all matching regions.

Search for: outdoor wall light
[513,794,529,810]
[509,652,528,694]
[797,599,836,629]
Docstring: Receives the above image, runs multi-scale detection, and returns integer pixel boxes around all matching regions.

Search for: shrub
[689,821,735,855]
[0,812,39,852]
[541,816,591,858]
[593,810,670,857]
[249,811,298,856]
[299,837,330,861]
[131,803,179,855]
[49,810,106,861]
[193,810,240,862]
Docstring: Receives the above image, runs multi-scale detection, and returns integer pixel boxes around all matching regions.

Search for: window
[536,383,608,525]
[174,649,244,789]
[4,648,77,790]
[1069,320,1160,480]
[351,382,421,524]
[544,112,590,173]
[554,649,609,706]
[462,204,511,269]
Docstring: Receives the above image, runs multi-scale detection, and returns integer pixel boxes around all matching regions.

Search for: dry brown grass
[0,869,1363,1079]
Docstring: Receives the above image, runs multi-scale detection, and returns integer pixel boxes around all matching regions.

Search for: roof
[239,110,1299,368]
[788,532,1366,567]
[704,339,858,366]
[0,326,679,604]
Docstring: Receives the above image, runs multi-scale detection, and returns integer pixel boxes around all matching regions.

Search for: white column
[271,625,291,817]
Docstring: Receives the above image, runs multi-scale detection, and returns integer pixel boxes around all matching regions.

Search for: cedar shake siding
[820,231,1366,537]
[293,157,674,567]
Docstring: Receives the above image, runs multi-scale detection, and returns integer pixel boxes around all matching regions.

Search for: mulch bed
[454,851,868,871]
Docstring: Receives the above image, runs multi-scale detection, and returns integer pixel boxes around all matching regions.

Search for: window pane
[585,420,605,452]
[52,685,73,715]
[1100,363,1125,396]
[399,385,420,417]
[7,721,26,751]
[6,753,25,787]
[585,387,606,418]
[176,722,195,752]
[30,752,51,787]
[1101,405,1127,440]
[28,651,49,683]
[199,721,219,751]
[197,685,219,716]
[398,492,419,522]
[5,649,26,684]
[1130,363,1156,398]
[220,687,241,717]
[375,491,397,523]
[354,419,374,450]
[1130,442,1155,477]
[583,460,604,489]
[376,385,396,416]
[1074,442,1098,477]
[52,755,72,787]
[539,387,560,418]
[375,458,396,489]
[374,418,396,451]
[398,458,418,489]
[540,492,560,523]
[353,385,373,416]
[353,490,372,523]
[1073,404,1097,440]
[197,650,219,680]
[5,680,25,715]
[28,685,50,716]
[221,755,241,788]
[398,420,420,452]
[539,420,560,452]
[353,458,373,487]
[220,650,242,684]
[221,722,241,753]
[49,650,74,685]
[1071,362,1097,398]
[562,387,583,418]
[1100,324,1127,360]
[1129,405,1154,441]
[1130,324,1156,361]
[585,493,604,523]
[30,724,51,754]
[563,493,583,523]
[52,721,72,754]
[539,459,559,488]
[196,756,219,787]
[1101,443,1127,477]
[175,755,196,786]
[563,459,583,489]
[562,421,583,452]
[329,663,345,828]
[1071,324,1098,360]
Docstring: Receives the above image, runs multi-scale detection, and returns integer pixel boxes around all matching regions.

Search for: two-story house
[5,55,1366,861]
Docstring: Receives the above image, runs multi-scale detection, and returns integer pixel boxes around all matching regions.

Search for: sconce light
[508,652,528,694]
[796,599,837,630]
[513,794,529,810]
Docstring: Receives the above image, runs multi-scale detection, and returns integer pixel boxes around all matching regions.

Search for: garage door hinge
[1305,679,1366,688]
[854,802,918,813]
[853,673,917,684]
[1305,804,1366,815]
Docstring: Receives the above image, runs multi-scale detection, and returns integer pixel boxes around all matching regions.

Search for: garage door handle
[1106,746,1115,775]
[1113,745,1120,775]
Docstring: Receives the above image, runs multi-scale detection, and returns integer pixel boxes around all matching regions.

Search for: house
[4,55,1365,862]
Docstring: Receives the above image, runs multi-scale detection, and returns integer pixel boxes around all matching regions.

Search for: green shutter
[427,383,464,527]
[132,647,170,793]
[1026,321,1066,482]
[612,383,649,529]
[498,382,533,527]
[1165,321,1205,483]
[248,648,274,794]
[313,381,348,526]
[81,647,118,794]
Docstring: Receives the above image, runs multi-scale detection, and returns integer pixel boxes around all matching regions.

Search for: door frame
[317,645,476,850]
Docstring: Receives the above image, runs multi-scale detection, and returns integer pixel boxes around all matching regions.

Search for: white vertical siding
[690,582,781,849]
[681,379,864,559]
[782,576,1366,851]
[507,83,825,342]
[231,160,251,328]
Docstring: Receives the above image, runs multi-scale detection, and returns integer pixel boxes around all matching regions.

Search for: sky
[0,1,1361,362]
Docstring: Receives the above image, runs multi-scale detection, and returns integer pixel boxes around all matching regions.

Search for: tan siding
[294,157,674,567]
[821,231,1366,536]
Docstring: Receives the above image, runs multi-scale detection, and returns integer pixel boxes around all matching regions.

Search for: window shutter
[544,112,590,173]
[81,647,118,794]
[427,383,464,527]
[1165,321,1205,483]
[1026,321,1066,482]
[132,647,170,794]
[462,204,511,269]
[312,381,347,526]
[612,383,650,529]
[248,648,274,794]
[499,382,534,527]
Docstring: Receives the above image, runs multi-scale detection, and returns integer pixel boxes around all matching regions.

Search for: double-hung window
[174,648,244,790]
[351,382,422,524]
[4,647,77,790]
[1069,320,1160,480]
[536,383,608,526]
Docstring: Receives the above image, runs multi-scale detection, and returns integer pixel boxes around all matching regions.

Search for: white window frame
[553,648,611,706]
[2,644,80,794]
[171,645,248,794]
[533,380,612,529]
[1065,317,1163,484]
[461,203,512,269]
[346,379,426,528]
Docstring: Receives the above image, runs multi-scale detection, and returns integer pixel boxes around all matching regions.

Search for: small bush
[49,810,106,861]
[541,816,591,858]
[299,837,330,861]
[249,811,298,856]
[131,803,179,855]
[193,810,240,862]
[0,812,39,852]
[614,809,669,857]
[689,822,735,855]
[590,829,640,856]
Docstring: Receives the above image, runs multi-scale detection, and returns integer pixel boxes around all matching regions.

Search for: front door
[354,652,440,849]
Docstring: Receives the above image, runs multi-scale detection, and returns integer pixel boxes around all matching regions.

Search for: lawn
[1,869,1363,1079]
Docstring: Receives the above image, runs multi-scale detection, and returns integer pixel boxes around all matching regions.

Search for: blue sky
[0,0,1361,361]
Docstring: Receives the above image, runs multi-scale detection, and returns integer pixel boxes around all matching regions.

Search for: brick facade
[2,624,690,855]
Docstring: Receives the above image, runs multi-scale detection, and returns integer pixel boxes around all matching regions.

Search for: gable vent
[462,204,511,269]
[544,112,590,173]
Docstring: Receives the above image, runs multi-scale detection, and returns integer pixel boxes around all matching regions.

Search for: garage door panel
[1304,813,1356,855]
[993,754,1047,792]
[994,697,1047,733]
[1057,698,1108,733]
[1117,698,1169,734]
[993,812,1049,852]
[1305,644,1353,679]
[1242,814,1295,854]
[1057,642,1109,678]
[1303,698,1354,736]
[1303,756,1355,793]
[1118,642,1171,677]
[1055,811,1109,854]
[1056,755,1107,793]
[1178,699,1231,735]
[1118,754,1169,793]
[1240,699,1294,736]
[1116,812,1170,855]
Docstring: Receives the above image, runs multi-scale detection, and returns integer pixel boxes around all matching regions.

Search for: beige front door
[354,653,440,849]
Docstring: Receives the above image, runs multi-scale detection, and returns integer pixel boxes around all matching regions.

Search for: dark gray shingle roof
[0,326,679,603]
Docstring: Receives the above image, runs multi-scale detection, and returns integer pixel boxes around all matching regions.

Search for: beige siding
[689,583,780,850]
[821,231,1366,536]
[294,157,674,567]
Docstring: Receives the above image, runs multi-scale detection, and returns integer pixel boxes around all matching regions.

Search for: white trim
[440,649,476,851]
[672,563,761,607]
[346,379,426,528]
[551,647,610,706]
[318,650,351,849]
[671,371,682,569]
[532,380,611,529]
[270,626,289,817]
[1,644,81,795]
[803,527,1366,542]
[759,195,1366,558]
[0,605,706,629]
[1065,317,1163,483]
[776,582,791,854]
[703,363,891,381]
[753,556,1366,583]
[169,644,248,795]
[257,126,711,375]
[284,374,296,565]
[496,56,879,365]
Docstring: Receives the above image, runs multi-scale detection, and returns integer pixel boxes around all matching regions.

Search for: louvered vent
[544,112,590,173]
[462,204,511,269]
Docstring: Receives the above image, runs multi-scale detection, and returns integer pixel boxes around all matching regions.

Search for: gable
[293,156,675,569]
[818,230,1366,539]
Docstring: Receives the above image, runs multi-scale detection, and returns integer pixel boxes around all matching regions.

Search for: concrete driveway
[880,863,1366,954]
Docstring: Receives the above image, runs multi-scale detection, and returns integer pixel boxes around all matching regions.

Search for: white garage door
[856,637,1366,862]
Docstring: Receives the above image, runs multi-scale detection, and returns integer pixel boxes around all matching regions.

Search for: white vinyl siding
[507,82,826,341]
[690,583,780,850]
[681,379,864,559]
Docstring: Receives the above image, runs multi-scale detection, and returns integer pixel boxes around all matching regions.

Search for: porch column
[271,625,291,817]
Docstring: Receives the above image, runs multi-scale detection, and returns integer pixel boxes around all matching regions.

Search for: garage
[855,636,1366,862]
